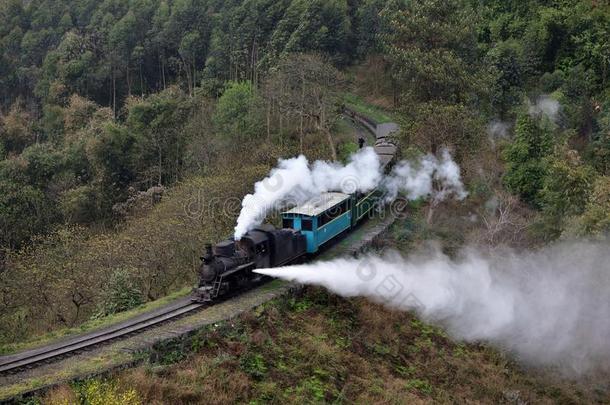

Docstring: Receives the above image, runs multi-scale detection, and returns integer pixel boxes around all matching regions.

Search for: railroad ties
[0,299,203,374]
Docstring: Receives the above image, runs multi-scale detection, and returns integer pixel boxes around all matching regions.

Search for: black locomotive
[193,225,307,302]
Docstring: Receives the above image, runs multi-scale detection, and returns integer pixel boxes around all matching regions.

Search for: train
[192,109,398,303]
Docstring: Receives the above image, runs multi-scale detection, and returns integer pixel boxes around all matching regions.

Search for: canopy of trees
[0,0,609,345]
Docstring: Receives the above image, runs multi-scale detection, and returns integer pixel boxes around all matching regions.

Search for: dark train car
[193,226,307,302]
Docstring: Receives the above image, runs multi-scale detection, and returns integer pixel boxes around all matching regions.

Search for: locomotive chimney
[201,243,213,263]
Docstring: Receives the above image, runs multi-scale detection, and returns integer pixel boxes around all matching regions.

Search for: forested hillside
[1,0,609,345]
[0,0,380,249]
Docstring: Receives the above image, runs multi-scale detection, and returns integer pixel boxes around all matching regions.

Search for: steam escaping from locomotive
[234,147,382,239]
[382,149,467,203]
[234,148,466,239]
[255,241,610,375]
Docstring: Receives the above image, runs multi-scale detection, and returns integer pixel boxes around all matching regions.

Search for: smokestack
[202,243,213,263]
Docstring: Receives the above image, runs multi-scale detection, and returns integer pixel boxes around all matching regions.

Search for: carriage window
[318,200,349,228]
[301,218,313,231]
[282,218,293,228]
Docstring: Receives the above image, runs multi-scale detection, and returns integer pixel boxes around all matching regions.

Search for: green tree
[406,102,482,159]
[0,101,35,153]
[60,185,99,224]
[88,123,138,214]
[503,113,553,205]
[567,176,610,237]
[486,40,525,118]
[213,81,264,143]
[126,86,192,186]
[21,143,63,188]
[539,148,595,239]
[559,65,596,138]
[379,0,483,106]
[0,178,55,249]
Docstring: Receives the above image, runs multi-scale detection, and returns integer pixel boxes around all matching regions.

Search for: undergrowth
[41,287,607,404]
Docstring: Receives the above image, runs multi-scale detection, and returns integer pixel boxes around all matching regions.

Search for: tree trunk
[112,67,116,118]
[140,64,144,97]
[193,63,197,96]
[426,205,435,224]
[266,102,271,142]
[299,69,305,154]
[299,113,304,154]
[158,143,163,185]
[161,57,166,90]
[183,59,193,97]
[127,66,131,96]
[324,127,337,161]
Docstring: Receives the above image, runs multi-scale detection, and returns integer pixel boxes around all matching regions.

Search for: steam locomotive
[193,109,398,303]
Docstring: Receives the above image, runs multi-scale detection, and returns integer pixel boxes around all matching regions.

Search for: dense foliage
[0,0,388,249]
[0,0,609,341]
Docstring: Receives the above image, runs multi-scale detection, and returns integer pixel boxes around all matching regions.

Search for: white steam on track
[234,148,466,239]
[255,242,610,375]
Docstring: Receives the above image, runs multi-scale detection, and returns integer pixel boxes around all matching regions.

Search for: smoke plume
[529,95,561,123]
[234,148,466,239]
[383,149,467,203]
[487,120,511,147]
[234,147,382,239]
[255,242,610,375]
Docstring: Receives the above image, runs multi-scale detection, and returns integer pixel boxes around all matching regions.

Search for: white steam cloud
[234,147,382,239]
[234,148,466,239]
[383,149,467,203]
[255,242,610,375]
[487,120,511,147]
[528,95,560,123]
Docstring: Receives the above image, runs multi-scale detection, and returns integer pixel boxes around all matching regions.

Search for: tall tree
[265,53,343,159]
[379,0,483,106]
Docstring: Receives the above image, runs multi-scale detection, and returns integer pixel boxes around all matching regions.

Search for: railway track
[0,107,397,378]
[0,298,203,374]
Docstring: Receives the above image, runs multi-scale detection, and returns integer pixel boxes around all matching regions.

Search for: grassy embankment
[39,205,609,404]
[343,93,395,124]
[42,286,606,404]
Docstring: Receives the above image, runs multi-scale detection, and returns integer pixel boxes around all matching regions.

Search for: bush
[76,380,141,405]
[60,185,98,224]
[338,141,359,162]
[240,352,268,380]
[95,269,144,318]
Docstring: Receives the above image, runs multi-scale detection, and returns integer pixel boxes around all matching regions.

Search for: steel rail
[0,299,203,374]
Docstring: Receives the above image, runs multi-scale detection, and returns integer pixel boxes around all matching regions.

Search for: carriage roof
[282,192,350,217]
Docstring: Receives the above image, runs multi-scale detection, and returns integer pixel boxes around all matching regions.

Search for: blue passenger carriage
[281,190,382,253]
[282,192,351,253]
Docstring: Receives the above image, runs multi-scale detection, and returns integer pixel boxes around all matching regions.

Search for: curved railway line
[0,106,397,377]
[0,299,203,374]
